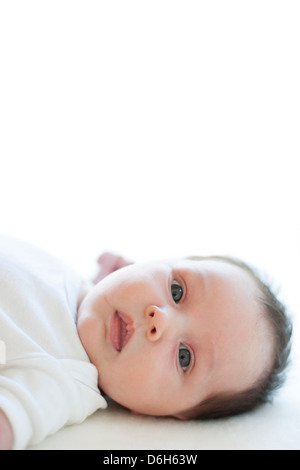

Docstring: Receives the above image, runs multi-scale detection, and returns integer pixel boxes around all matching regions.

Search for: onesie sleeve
[0,355,107,450]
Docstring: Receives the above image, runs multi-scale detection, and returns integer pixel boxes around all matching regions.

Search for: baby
[0,238,292,450]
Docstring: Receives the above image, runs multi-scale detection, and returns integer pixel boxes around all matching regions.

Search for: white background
[0,1,299,321]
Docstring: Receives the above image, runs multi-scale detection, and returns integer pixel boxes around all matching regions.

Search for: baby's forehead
[167,257,260,298]
[159,256,252,279]
[132,257,258,298]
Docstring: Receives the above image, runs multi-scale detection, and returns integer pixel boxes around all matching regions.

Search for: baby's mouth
[110,311,134,352]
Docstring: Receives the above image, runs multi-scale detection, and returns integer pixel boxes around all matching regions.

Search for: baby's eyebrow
[194,333,217,386]
[183,267,207,304]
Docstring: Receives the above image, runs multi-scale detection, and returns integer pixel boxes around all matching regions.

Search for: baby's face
[77,258,273,418]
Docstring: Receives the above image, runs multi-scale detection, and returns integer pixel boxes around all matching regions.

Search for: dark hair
[180,255,293,420]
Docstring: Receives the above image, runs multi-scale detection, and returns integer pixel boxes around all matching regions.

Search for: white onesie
[0,236,107,449]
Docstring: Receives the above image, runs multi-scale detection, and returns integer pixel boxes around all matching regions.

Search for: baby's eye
[171,280,183,304]
[178,344,191,371]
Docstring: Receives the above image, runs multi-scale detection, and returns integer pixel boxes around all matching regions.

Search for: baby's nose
[144,305,168,342]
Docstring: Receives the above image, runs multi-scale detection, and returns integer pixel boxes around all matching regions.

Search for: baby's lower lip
[109,311,134,352]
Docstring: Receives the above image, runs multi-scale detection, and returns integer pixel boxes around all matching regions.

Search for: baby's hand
[92,252,133,284]
[0,410,13,450]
